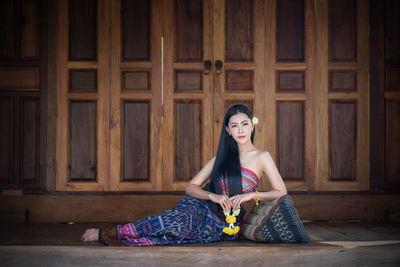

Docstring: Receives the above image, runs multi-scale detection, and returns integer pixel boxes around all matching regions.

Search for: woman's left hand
[228,192,256,211]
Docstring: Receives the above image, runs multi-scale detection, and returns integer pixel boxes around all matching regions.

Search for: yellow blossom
[226,215,236,224]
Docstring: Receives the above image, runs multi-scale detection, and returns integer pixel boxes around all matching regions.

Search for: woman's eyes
[231,123,249,128]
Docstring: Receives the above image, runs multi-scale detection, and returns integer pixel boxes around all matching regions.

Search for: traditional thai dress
[99,167,259,246]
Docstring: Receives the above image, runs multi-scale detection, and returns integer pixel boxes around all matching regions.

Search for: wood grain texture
[109,0,161,191]
[20,98,40,182]
[276,0,304,62]
[276,71,305,92]
[0,97,13,183]
[68,0,97,61]
[175,71,202,91]
[329,101,356,181]
[385,69,400,91]
[386,100,400,184]
[121,0,150,61]
[277,101,304,180]
[163,0,213,191]
[175,0,203,61]
[0,194,399,223]
[226,71,253,91]
[314,0,329,190]
[69,70,97,91]
[328,0,357,61]
[57,0,109,191]
[21,0,39,59]
[329,70,357,92]
[225,0,253,61]
[0,67,40,91]
[122,101,150,181]
[384,0,400,61]
[69,101,97,180]
[175,101,201,181]
[122,71,150,91]
[0,0,14,59]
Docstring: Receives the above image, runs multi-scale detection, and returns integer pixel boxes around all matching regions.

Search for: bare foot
[81,228,100,242]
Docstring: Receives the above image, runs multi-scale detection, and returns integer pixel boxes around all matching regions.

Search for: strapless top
[241,167,259,193]
[220,167,259,194]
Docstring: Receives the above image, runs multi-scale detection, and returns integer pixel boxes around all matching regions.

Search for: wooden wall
[370,0,400,192]
[0,0,47,191]
[0,0,398,202]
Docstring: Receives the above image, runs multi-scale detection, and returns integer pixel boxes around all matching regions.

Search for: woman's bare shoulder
[252,148,270,158]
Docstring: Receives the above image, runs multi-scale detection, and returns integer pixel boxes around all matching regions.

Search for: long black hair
[205,104,255,220]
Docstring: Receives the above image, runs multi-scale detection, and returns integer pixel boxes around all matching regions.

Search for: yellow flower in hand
[223,227,234,235]
[226,215,236,224]
[232,226,240,235]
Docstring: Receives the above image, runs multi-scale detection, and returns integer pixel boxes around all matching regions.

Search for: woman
[81,104,287,246]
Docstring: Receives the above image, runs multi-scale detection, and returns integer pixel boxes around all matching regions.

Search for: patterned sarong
[100,168,259,246]
[99,196,238,246]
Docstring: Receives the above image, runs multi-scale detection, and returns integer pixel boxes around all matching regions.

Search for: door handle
[215,60,223,75]
[203,60,212,75]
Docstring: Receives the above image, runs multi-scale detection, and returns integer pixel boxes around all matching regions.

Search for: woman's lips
[238,136,246,139]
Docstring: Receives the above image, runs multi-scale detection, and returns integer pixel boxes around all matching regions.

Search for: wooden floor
[0,222,400,266]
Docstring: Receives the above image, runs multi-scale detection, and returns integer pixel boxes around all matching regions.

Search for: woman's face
[225,112,254,145]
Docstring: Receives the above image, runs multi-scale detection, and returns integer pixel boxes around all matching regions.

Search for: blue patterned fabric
[115,196,238,246]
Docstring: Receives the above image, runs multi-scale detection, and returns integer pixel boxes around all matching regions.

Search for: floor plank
[0,222,399,266]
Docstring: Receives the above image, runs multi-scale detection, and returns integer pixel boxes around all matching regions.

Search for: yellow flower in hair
[252,116,259,125]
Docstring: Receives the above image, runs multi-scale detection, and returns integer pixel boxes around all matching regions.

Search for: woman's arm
[185,157,231,211]
[229,151,287,210]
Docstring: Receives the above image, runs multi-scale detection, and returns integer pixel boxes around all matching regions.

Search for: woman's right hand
[209,193,231,212]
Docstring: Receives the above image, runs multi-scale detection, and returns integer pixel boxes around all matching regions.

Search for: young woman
[81,104,287,246]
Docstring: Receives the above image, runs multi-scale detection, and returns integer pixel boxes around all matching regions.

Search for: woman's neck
[238,142,254,153]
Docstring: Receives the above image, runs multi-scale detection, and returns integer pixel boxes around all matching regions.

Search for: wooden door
[212,0,268,188]
[162,0,214,191]
[56,0,110,190]
[108,0,162,191]
[0,0,45,191]
[55,0,371,193]
[314,0,369,190]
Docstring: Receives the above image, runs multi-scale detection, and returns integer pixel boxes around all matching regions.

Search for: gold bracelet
[255,190,260,205]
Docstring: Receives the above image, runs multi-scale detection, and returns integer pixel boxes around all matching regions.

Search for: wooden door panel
[109,0,161,191]
[0,0,14,59]
[225,0,253,61]
[21,0,40,60]
[277,101,304,181]
[213,0,265,180]
[163,0,213,191]
[122,101,150,181]
[329,100,357,181]
[20,97,40,182]
[175,101,202,181]
[276,0,304,62]
[175,0,203,62]
[57,0,109,191]
[265,0,313,191]
[68,100,97,180]
[328,0,357,61]
[68,0,97,61]
[121,0,150,61]
[316,0,369,191]
[386,100,400,184]
[0,97,13,183]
